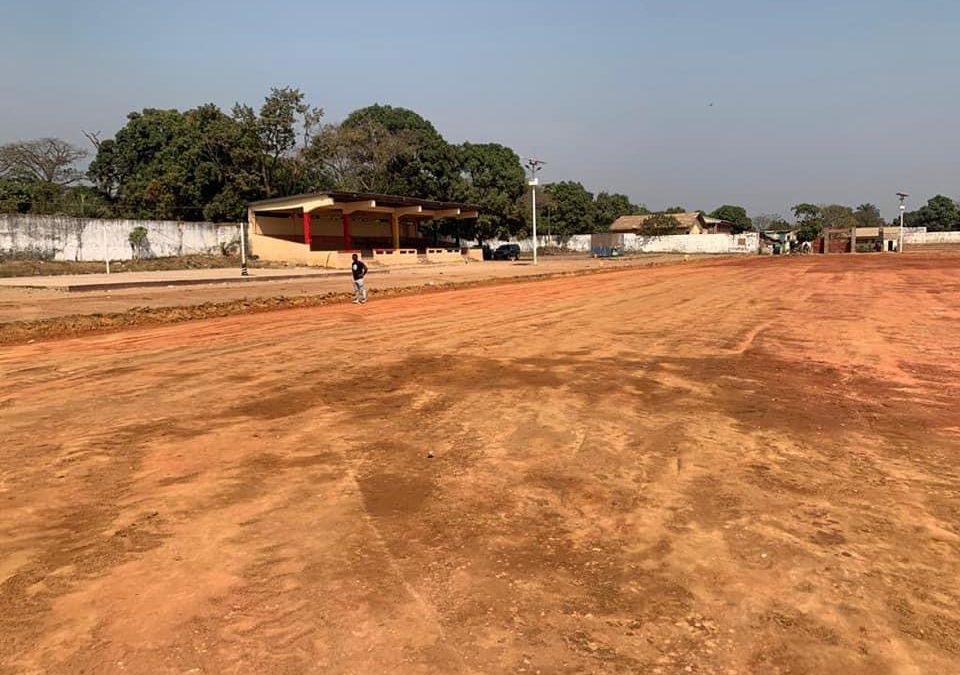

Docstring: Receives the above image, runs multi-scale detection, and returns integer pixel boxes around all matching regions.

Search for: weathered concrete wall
[623,232,758,254]
[482,232,759,255]
[425,248,465,264]
[902,228,960,245]
[0,214,240,261]
[248,232,355,268]
[372,249,418,266]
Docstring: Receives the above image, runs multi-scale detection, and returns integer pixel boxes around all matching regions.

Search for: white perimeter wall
[0,214,240,261]
[483,232,759,255]
[902,227,960,245]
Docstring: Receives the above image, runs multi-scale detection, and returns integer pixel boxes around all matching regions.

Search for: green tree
[593,192,638,231]
[792,203,825,242]
[59,185,113,218]
[338,104,459,200]
[664,206,686,214]
[541,181,595,238]
[128,226,149,259]
[903,195,960,232]
[305,117,416,193]
[87,89,319,221]
[231,86,323,199]
[820,204,857,229]
[0,138,92,216]
[455,142,526,245]
[708,204,753,234]
[0,178,40,214]
[89,107,225,220]
[853,203,884,228]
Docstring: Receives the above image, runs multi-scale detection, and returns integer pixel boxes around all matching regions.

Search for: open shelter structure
[247,191,480,268]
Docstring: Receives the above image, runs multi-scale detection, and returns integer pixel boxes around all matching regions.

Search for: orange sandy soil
[1,254,959,674]
[0,256,685,344]
[0,257,680,322]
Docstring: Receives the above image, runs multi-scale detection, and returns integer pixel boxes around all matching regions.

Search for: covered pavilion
[247,191,480,268]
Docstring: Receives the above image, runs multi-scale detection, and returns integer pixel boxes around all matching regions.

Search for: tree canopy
[336,105,459,201]
[15,83,946,243]
[594,192,641,231]
[455,142,526,244]
[820,204,858,230]
[853,203,884,228]
[708,205,752,234]
[542,181,595,238]
[902,195,960,232]
[792,203,825,242]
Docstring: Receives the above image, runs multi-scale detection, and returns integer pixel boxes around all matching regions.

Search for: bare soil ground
[0,256,682,341]
[1,254,959,675]
[0,255,271,278]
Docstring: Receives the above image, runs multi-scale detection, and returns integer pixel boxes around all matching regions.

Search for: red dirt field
[1,254,959,675]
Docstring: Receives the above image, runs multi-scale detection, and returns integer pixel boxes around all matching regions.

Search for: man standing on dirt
[351,253,368,304]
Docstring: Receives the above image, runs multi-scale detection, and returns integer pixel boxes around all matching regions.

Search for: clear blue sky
[2,0,957,219]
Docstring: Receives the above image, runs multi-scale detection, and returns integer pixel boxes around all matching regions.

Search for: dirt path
[1,254,959,674]
[0,256,681,325]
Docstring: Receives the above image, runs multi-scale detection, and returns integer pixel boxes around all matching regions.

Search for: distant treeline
[2,87,957,243]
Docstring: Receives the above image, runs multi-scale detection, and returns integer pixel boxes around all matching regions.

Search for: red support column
[342,212,353,251]
[302,211,312,250]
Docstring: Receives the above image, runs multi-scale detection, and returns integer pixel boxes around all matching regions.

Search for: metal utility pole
[897,192,909,254]
[524,158,545,265]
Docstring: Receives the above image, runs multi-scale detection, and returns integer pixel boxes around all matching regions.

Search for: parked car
[492,243,521,261]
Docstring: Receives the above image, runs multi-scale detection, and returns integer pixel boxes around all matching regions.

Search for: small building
[702,216,736,234]
[814,226,900,254]
[759,228,798,254]
[610,212,728,235]
[247,191,480,268]
[853,227,900,252]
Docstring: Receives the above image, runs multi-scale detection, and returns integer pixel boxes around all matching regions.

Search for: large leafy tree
[792,203,825,242]
[820,204,858,229]
[709,204,752,234]
[337,104,459,200]
[455,142,526,245]
[593,192,638,231]
[853,203,884,228]
[89,107,238,220]
[305,117,416,193]
[231,86,323,199]
[0,138,91,215]
[541,181,595,238]
[87,88,321,221]
[903,195,960,232]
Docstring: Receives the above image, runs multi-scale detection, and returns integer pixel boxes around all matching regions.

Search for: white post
[899,205,905,254]
[531,182,538,265]
[524,158,545,265]
[239,221,249,276]
[105,259,110,274]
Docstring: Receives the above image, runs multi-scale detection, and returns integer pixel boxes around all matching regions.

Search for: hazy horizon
[3,0,958,220]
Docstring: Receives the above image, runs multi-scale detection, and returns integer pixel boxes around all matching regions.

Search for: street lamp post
[896,192,909,254]
[524,158,545,265]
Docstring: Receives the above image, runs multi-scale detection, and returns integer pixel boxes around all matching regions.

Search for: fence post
[239,221,248,276]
